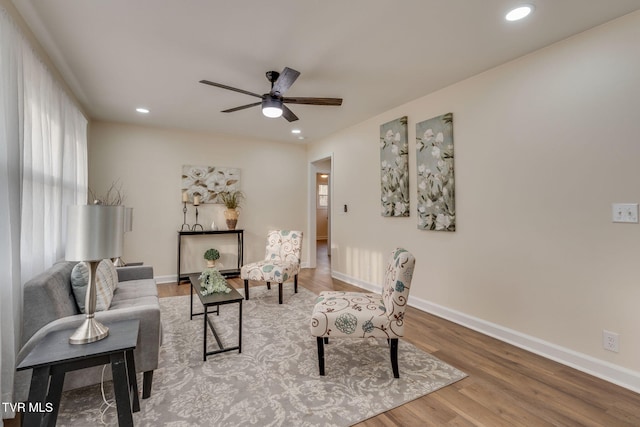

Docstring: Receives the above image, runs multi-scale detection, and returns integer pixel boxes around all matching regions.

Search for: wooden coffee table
[189,273,243,361]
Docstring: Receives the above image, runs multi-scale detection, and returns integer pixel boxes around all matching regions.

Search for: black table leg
[238,301,242,353]
[43,370,65,427]
[203,304,208,361]
[125,350,140,412]
[190,280,194,319]
[110,352,134,427]
[23,366,50,427]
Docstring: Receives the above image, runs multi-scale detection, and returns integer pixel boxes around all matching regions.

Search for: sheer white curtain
[0,8,25,424]
[0,6,87,422]
[20,36,88,280]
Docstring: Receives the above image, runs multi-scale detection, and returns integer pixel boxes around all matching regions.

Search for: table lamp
[113,207,133,267]
[66,205,124,344]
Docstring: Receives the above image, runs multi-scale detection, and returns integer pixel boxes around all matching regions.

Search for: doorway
[309,155,332,270]
[315,171,330,272]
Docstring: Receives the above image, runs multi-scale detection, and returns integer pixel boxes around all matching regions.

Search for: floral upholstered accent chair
[310,248,415,378]
[241,230,303,304]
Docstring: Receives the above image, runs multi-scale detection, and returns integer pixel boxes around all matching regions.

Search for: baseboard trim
[156,274,177,284]
[332,271,380,293]
[331,271,640,393]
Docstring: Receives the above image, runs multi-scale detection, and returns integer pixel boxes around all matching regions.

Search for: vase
[206,260,216,268]
[224,208,239,230]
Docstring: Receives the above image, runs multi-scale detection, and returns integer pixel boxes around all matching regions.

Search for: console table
[177,229,244,282]
[17,319,140,427]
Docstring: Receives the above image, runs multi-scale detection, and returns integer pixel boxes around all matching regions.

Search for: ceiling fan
[199,67,343,122]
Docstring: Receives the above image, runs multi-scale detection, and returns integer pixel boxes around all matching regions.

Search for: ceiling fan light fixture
[200,67,342,123]
[262,97,283,118]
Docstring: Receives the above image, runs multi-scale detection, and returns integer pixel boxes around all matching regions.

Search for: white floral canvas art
[182,165,240,204]
[380,116,409,217]
[416,113,455,231]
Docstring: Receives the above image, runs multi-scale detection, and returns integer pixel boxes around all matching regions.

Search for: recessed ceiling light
[298,136,305,140]
[291,129,301,134]
[136,107,150,114]
[505,5,534,21]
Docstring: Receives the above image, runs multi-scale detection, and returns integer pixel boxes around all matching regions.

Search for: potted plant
[219,191,244,230]
[204,248,220,268]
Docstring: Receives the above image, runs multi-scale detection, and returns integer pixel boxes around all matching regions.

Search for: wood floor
[158,242,640,426]
[6,242,639,426]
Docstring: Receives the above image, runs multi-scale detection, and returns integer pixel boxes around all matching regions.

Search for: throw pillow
[102,260,119,292]
[70,260,116,313]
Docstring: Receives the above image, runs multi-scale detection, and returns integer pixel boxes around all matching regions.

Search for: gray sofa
[14,260,162,401]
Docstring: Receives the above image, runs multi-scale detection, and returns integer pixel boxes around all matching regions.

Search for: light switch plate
[612,203,639,223]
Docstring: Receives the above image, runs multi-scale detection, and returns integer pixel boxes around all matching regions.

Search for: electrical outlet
[603,330,619,353]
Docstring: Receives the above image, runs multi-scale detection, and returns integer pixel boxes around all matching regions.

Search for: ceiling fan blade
[221,102,262,113]
[283,97,343,106]
[199,80,263,99]
[271,67,301,95]
[281,104,299,122]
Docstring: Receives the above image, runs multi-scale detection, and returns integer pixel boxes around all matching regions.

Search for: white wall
[308,11,640,389]
[88,122,308,281]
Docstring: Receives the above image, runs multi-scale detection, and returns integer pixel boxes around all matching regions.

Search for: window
[318,184,328,208]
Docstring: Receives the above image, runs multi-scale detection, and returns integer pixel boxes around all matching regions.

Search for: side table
[17,319,141,427]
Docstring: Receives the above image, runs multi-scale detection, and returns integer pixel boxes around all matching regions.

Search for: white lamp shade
[66,205,125,261]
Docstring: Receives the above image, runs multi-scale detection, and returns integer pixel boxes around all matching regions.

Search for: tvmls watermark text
[2,402,54,413]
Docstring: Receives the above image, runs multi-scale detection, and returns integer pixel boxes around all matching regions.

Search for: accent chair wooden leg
[266,281,271,290]
[324,337,329,344]
[143,370,153,399]
[278,283,283,304]
[390,339,399,378]
[244,279,250,300]
[317,337,325,376]
[294,274,298,293]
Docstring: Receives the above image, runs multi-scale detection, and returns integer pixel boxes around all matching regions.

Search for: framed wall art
[182,165,241,204]
[416,113,455,231]
[380,116,409,217]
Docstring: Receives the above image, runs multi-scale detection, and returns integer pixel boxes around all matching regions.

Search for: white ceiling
[12,0,640,143]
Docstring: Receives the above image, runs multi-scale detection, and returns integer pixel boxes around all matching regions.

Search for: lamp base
[113,257,126,267]
[69,316,109,344]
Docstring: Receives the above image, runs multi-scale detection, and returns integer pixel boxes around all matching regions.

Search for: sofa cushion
[70,260,117,313]
[112,280,159,302]
[109,295,159,310]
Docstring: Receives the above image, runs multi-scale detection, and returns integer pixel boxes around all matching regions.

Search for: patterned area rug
[56,286,466,426]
